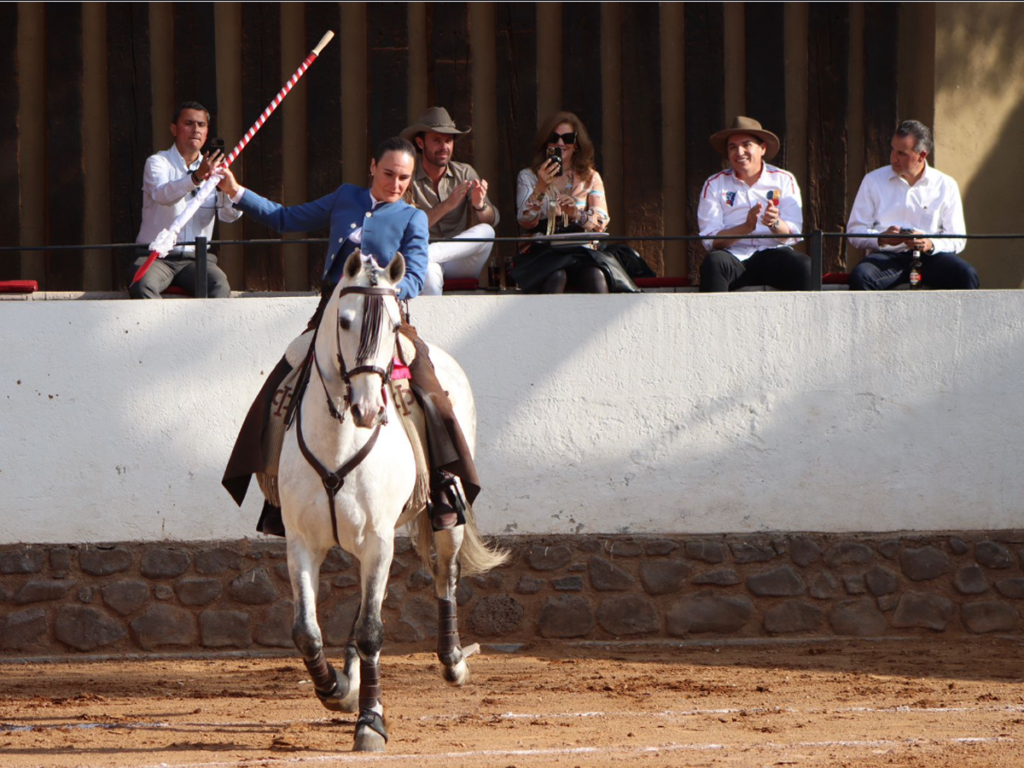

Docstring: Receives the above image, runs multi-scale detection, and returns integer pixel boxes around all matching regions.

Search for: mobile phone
[206,138,225,156]
[899,227,914,234]
[546,146,563,175]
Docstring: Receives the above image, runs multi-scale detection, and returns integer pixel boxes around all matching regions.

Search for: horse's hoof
[353,728,387,752]
[353,710,388,752]
[314,667,352,712]
[443,657,471,687]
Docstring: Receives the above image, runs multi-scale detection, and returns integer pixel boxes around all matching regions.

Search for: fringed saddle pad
[391,333,431,517]
[255,330,431,516]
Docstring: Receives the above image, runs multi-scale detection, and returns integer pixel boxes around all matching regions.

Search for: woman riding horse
[220,137,477,535]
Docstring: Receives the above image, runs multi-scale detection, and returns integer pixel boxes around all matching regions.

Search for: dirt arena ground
[1,637,1022,768]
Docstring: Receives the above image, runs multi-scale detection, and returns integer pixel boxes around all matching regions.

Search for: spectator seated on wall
[512,111,641,294]
[127,101,241,299]
[401,107,499,295]
[697,116,812,292]
[846,119,978,291]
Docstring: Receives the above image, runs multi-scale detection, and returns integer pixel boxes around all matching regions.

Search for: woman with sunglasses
[513,112,612,293]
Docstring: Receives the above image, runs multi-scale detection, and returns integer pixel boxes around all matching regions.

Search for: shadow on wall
[936,3,1024,289]
[960,93,1024,290]
[456,295,1024,535]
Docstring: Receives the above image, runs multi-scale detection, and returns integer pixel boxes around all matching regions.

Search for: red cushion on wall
[823,272,850,285]
[0,280,39,294]
[634,276,691,288]
[443,278,480,292]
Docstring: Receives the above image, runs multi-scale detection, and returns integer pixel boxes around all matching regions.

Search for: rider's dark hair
[173,101,211,124]
[373,137,416,164]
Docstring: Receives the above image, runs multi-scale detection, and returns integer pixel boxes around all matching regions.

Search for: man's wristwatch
[191,171,201,186]
[473,201,488,212]
[770,219,782,232]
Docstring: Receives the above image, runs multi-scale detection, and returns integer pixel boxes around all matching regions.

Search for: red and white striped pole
[132,30,335,287]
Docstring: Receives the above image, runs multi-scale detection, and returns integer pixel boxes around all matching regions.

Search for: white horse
[278,250,507,752]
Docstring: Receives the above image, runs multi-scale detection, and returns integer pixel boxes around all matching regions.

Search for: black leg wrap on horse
[305,655,349,710]
[358,658,382,713]
[437,598,461,666]
[304,653,336,694]
[356,709,389,743]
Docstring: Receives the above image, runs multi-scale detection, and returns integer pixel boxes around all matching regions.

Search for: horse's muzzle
[351,403,385,429]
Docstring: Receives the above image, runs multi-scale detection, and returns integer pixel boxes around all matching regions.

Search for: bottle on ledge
[909,249,923,288]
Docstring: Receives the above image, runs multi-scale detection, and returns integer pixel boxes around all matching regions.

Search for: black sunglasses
[547,131,578,145]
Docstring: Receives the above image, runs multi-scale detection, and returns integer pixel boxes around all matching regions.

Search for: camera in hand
[205,138,226,157]
[546,146,563,176]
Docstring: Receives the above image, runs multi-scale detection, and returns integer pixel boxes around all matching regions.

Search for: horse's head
[328,249,405,428]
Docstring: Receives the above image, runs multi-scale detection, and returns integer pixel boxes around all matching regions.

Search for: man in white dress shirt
[697,116,811,292]
[847,120,978,290]
[128,101,242,299]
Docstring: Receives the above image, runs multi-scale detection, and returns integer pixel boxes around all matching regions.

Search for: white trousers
[421,223,495,295]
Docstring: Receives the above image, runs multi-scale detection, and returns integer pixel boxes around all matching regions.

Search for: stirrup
[428,470,467,531]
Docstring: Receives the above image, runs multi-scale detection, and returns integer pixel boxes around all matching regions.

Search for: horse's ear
[388,252,406,286]
[344,248,362,280]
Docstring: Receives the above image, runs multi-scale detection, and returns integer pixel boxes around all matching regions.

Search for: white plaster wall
[2,292,1023,544]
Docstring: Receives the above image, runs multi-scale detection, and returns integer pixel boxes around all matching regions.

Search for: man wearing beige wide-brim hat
[403,107,499,295]
[697,116,812,292]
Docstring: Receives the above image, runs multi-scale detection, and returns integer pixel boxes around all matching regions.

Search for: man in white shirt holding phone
[847,120,978,290]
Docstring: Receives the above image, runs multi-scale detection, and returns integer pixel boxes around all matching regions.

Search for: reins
[294,283,400,546]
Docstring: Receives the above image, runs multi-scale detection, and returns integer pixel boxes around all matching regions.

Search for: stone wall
[2,532,1023,656]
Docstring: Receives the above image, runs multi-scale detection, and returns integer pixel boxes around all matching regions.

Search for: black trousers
[699,247,813,292]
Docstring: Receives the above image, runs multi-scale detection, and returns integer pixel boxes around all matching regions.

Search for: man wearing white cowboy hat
[402,107,499,294]
[697,116,811,292]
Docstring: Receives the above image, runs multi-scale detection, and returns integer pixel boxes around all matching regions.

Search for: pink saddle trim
[392,358,412,380]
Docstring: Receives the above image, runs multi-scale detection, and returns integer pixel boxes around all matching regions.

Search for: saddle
[256,331,432,518]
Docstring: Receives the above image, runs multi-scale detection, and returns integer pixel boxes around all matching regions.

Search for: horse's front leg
[288,537,357,713]
[352,532,393,753]
[433,526,475,686]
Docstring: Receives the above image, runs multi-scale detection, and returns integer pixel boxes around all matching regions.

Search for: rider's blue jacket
[235,184,428,301]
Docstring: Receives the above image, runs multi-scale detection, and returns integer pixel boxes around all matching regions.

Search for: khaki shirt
[408,159,499,240]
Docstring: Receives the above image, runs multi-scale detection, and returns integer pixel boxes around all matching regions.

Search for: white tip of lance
[312,30,335,56]
[149,229,177,259]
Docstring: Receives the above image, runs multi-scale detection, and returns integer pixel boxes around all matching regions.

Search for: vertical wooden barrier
[241,2,284,291]
[684,3,726,283]
[562,6,603,171]
[305,3,343,288]
[0,5,20,280]
[745,2,788,171]
[620,3,664,274]
[807,3,849,273]
[107,3,153,286]
[368,4,409,146]
[44,3,85,291]
[495,2,537,241]
[862,3,899,178]
[172,3,218,121]
[429,2,474,163]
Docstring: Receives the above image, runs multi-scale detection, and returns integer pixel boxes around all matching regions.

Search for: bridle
[312,285,400,423]
[294,280,402,546]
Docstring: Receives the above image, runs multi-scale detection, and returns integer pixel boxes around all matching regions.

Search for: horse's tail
[457,504,510,575]
[412,504,510,576]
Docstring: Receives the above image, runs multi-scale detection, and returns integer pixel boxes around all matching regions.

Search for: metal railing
[0,231,983,295]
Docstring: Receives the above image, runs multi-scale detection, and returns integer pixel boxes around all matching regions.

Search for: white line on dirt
[417,703,1024,721]
[80,736,1018,768]
[5,703,1023,733]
